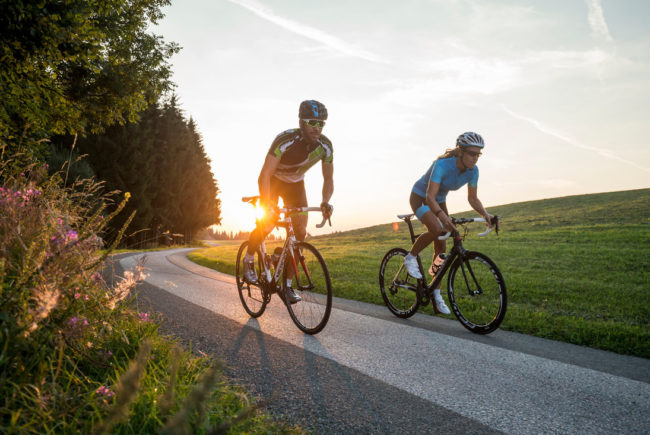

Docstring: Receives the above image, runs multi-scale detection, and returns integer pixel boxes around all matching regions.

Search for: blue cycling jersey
[412,157,479,202]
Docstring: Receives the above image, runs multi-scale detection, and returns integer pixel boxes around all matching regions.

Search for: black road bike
[379,214,506,334]
[236,196,332,334]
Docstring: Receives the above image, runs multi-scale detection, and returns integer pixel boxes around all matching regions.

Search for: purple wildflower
[65,230,78,243]
[96,386,115,397]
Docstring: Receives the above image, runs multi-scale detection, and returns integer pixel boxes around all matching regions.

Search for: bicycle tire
[379,248,420,318]
[235,241,268,318]
[283,242,332,334]
[447,251,506,334]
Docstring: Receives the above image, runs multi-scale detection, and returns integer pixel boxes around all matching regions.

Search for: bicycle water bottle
[271,247,282,267]
[430,253,447,276]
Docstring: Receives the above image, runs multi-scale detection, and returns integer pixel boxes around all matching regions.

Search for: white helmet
[456,132,485,148]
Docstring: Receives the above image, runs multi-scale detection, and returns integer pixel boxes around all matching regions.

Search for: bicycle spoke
[284,242,332,334]
[448,252,506,334]
[379,248,420,318]
[236,242,267,318]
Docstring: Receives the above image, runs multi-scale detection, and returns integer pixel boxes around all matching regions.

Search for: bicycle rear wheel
[235,241,268,318]
[283,242,332,334]
[379,248,420,318]
[447,251,506,334]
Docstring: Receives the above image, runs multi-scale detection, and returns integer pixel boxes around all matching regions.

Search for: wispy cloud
[380,47,610,107]
[227,0,385,63]
[502,105,650,173]
[585,0,613,42]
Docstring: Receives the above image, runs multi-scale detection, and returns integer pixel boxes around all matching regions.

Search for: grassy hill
[190,189,650,358]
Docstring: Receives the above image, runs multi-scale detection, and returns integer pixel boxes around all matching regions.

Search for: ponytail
[437,147,461,160]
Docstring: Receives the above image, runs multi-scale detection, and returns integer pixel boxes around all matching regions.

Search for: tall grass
[190,189,650,358]
[0,154,300,433]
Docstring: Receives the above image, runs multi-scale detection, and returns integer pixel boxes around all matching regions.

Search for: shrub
[0,154,287,433]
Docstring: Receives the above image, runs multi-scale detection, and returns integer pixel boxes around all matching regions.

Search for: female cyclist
[403,132,496,315]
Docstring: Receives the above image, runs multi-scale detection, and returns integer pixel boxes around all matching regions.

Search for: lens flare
[254,203,265,220]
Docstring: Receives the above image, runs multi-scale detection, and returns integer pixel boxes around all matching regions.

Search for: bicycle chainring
[419,288,430,306]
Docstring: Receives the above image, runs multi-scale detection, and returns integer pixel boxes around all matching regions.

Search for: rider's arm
[320,161,334,218]
[467,186,493,227]
[426,180,457,232]
[258,154,280,206]
[321,161,334,204]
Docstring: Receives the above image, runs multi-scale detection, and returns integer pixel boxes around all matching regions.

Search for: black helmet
[456,131,485,148]
[299,100,328,120]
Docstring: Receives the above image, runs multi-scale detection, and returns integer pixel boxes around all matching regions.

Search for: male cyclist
[403,132,496,314]
[243,100,334,303]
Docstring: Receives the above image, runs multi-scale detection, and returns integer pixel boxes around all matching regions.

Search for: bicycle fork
[458,256,484,296]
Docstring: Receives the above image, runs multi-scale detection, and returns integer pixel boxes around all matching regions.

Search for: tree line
[1,0,221,245]
[197,228,283,241]
[50,98,221,246]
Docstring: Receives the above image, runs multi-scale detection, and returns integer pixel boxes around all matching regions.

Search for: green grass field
[189,189,650,358]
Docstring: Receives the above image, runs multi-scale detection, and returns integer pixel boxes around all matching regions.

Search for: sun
[254,201,266,220]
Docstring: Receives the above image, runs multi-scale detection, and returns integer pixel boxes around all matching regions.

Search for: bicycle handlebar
[280,206,330,228]
[242,196,331,228]
[438,217,494,240]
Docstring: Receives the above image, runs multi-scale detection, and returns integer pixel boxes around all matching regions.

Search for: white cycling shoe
[403,255,422,279]
[434,295,451,315]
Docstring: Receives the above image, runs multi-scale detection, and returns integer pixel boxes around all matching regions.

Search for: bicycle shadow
[299,334,382,429]
[228,317,275,387]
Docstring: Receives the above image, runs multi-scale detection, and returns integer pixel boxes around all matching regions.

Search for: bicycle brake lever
[492,215,500,235]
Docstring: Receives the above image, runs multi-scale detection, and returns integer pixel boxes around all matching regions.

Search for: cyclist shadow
[300,335,382,428]
[228,317,275,389]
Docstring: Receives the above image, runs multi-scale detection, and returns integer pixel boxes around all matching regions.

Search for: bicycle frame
[251,202,326,293]
[399,215,482,300]
[259,219,300,289]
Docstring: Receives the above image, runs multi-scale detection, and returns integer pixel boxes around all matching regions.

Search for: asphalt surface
[107,248,650,434]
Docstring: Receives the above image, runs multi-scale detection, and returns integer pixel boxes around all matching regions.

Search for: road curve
[114,248,650,434]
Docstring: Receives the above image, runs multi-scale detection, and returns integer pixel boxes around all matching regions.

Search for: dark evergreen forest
[1,0,221,246]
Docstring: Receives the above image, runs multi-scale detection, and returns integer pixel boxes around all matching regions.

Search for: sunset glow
[153,1,650,236]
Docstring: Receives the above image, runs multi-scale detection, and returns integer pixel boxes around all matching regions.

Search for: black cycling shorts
[270,177,308,208]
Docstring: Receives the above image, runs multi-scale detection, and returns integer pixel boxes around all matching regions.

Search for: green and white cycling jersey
[267,128,333,183]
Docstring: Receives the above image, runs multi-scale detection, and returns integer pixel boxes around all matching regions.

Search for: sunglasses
[303,119,326,128]
[464,150,482,158]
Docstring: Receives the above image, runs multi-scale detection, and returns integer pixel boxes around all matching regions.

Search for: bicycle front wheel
[447,251,507,334]
[283,242,332,334]
[235,241,268,318]
[379,248,420,318]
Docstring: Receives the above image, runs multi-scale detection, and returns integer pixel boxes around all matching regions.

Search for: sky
[152,0,650,235]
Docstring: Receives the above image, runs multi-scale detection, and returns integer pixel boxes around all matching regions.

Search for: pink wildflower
[69,317,88,328]
[74,293,81,299]
[138,312,150,322]
[96,386,115,397]
[65,230,78,243]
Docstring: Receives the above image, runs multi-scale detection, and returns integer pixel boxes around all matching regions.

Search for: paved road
[113,248,650,434]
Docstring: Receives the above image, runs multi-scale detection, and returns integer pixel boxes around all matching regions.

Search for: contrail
[502,105,650,173]
[585,0,613,42]
[227,0,386,63]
